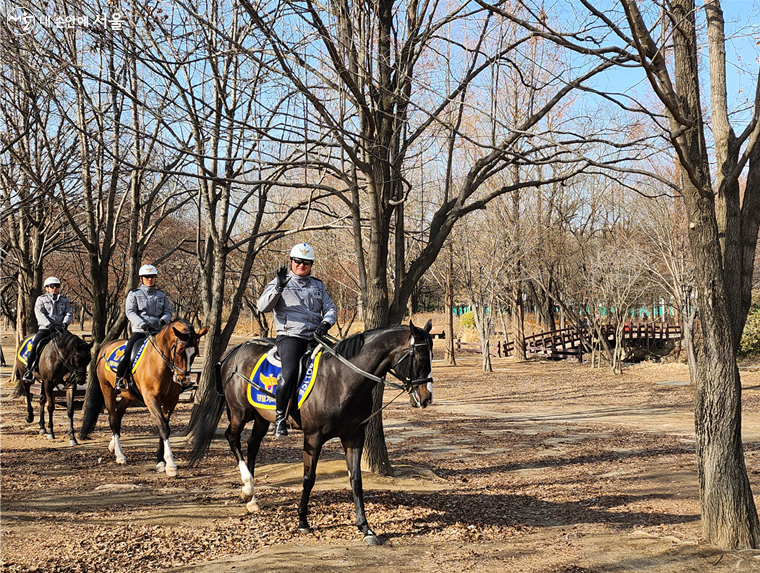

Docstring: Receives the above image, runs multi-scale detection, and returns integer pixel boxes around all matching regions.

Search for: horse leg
[37,385,47,436]
[143,396,177,477]
[44,382,56,441]
[241,415,269,512]
[23,381,34,424]
[154,410,175,475]
[342,434,380,545]
[106,394,129,464]
[297,433,324,534]
[224,407,255,506]
[66,386,78,446]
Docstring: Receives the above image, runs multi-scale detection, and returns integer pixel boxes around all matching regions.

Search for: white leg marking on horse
[163,439,178,477]
[239,460,255,498]
[112,434,127,464]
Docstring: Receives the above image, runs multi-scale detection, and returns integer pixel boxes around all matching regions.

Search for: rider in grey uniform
[115,264,173,392]
[258,243,337,437]
[23,276,74,381]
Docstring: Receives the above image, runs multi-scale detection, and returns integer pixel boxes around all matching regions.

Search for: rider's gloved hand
[276,266,290,292]
[144,323,160,335]
[315,321,330,337]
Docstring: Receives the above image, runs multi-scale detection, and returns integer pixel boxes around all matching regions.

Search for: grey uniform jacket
[257,271,337,339]
[126,285,173,334]
[35,293,73,329]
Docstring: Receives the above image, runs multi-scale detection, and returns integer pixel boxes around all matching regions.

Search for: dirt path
[3,343,760,572]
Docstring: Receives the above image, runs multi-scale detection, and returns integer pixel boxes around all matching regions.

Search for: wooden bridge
[482,322,683,361]
[522,322,682,361]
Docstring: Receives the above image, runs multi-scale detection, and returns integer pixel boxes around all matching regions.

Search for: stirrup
[114,377,127,392]
[23,369,35,382]
[273,412,288,437]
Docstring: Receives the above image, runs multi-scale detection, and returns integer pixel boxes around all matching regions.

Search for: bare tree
[481,0,760,548]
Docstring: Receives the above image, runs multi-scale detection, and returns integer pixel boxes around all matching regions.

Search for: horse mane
[331,325,406,360]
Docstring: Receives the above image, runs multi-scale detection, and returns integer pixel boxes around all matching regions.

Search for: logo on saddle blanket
[104,339,149,374]
[17,335,35,366]
[247,351,322,409]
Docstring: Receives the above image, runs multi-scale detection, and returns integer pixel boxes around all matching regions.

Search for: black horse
[13,331,92,445]
[188,321,434,544]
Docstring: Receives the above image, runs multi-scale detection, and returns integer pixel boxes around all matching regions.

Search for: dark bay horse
[188,321,434,544]
[13,331,93,446]
[79,319,208,477]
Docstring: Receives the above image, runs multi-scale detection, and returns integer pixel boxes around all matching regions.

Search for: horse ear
[197,326,209,338]
[423,319,432,332]
[173,326,191,341]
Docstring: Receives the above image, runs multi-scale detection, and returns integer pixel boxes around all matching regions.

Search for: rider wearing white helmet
[114,264,173,392]
[257,243,337,436]
[23,277,74,381]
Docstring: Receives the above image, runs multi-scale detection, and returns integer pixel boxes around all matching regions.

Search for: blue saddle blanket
[104,339,149,374]
[246,350,322,409]
[17,335,34,366]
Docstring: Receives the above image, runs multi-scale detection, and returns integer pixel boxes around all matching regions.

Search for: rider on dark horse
[23,276,74,382]
[115,264,173,392]
[257,243,337,437]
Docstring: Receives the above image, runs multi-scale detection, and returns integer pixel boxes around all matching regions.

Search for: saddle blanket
[104,339,149,374]
[17,335,34,366]
[247,350,322,409]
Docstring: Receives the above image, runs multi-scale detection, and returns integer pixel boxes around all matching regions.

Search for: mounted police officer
[23,276,74,381]
[258,243,337,437]
[114,264,173,392]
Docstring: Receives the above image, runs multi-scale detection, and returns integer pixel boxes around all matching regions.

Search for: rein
[148,332,192,385]
[50,335,88,381]
[313,332,433,426]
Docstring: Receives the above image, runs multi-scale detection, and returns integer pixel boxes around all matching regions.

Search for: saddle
[245,342,323,415]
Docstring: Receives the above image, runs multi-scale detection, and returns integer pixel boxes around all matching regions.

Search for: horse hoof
[298,525,312,534]
[25,414,33,424]
[69,439,78,447]
[156,462,166,473]
[45,434,54,441]
[39,429,46,436]
[116,456,127,465]
[165,466,178,478]
[108,440,115,453]
[246,500,261,513]
[364,534,381,546]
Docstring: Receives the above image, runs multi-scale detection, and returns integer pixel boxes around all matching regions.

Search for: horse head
[162,319,209,386]
[55,332,93,387]
[394,320,434,409]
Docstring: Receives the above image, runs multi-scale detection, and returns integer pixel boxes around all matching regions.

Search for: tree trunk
[511,280,526,361]
[444,246,456,365]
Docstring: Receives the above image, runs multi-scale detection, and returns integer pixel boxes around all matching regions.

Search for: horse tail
[11,367,24,399]
[79,361,105,440]
[187,360,227,467]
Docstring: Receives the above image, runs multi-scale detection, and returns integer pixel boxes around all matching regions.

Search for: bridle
[148,331,196,386]
[51,335,89,383]
[388,337,434,393]
[314,331,433,421]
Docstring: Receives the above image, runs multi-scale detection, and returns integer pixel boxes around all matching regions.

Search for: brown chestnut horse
[13,330,92,445]
[187,321,434,544]
[79,319,208,476]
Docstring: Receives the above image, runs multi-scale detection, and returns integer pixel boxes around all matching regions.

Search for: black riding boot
[24,329,49,381]
[274,374,291,437]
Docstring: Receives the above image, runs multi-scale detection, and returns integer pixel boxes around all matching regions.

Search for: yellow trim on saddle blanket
[104,339,149,374]
[246,350,321,409]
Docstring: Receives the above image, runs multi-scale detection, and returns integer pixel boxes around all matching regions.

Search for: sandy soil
[3,332,760,572]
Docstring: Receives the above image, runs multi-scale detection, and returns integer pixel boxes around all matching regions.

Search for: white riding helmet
[44,277,61,287]
[289,243,315,261]
[139,264,158,276]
